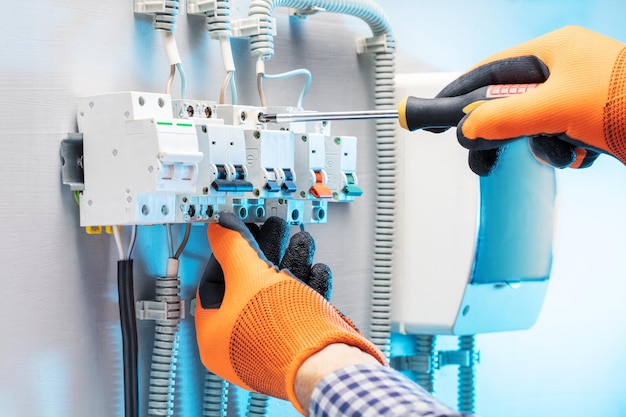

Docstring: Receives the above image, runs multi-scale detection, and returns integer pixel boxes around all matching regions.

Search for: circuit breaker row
[72,91,363,227]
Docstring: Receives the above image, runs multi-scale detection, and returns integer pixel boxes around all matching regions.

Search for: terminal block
[265,199,304,225]
[303,200,328,224]
[175,194,219,222]
[231,198,267,222]
[216,104,264,129]
[324,136,363,202]
[172,99,219,122]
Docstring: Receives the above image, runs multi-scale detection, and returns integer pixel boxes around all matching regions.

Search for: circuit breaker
[63,91,363,227]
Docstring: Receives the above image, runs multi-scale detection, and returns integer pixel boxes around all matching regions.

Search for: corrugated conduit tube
[248,0,397,360]
[148,259,182,416]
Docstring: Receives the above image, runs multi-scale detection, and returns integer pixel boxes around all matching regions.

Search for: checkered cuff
[309,364,474,417]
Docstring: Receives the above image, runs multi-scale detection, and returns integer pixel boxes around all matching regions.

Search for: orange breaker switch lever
[310,171,332,198]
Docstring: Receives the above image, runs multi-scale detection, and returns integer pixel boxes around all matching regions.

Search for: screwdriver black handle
[398,83,539,131]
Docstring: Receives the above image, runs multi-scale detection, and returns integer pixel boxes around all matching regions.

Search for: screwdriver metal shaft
[258,110,399,123]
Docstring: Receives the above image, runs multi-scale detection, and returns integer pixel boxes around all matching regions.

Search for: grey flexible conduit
[414,335,437,393]
[203,371,229,416]
[246,392,270,417]
[458,335,476,414]
[148,276,181,416]
[247,0,396,360]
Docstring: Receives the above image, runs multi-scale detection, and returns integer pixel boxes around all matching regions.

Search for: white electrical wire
[127,225,138,260]
[161,30,182,67]
[220,71,235,104]
[230,72,238,105]
[112,226,125,261]
[157,3,187,99]
[165,64,176,95]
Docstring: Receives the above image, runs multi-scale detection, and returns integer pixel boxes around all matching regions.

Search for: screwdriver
[258,83,539,130]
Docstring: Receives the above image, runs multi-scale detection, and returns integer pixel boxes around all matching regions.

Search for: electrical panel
[392,73,557,335]
[64,91,364,227]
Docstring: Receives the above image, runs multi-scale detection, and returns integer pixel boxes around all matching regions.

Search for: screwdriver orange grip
[398,83,539,131]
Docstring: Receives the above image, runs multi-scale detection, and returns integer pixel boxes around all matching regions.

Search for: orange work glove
[194,212,386,414]
[434,26,626,175]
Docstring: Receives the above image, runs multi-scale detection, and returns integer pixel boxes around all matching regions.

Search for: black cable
[118,259,138,417]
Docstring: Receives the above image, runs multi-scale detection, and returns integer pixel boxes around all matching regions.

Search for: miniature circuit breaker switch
[294,133,333,199]
[325,135,362,202]
[244,128,296,199]
[77,92,202,226]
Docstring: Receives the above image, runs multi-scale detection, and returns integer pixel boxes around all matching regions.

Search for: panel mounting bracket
[60,133,85,191]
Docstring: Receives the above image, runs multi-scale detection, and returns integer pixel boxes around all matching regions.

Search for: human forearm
[294,343,380,414]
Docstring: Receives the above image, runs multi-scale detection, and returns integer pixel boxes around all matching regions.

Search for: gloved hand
[195,212,386,414]
[434,25,626,175]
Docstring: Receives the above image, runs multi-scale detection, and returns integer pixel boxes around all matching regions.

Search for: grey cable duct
[247,0,396,360]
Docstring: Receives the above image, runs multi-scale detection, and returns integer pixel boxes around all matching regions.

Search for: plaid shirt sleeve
[309,364,475,417]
